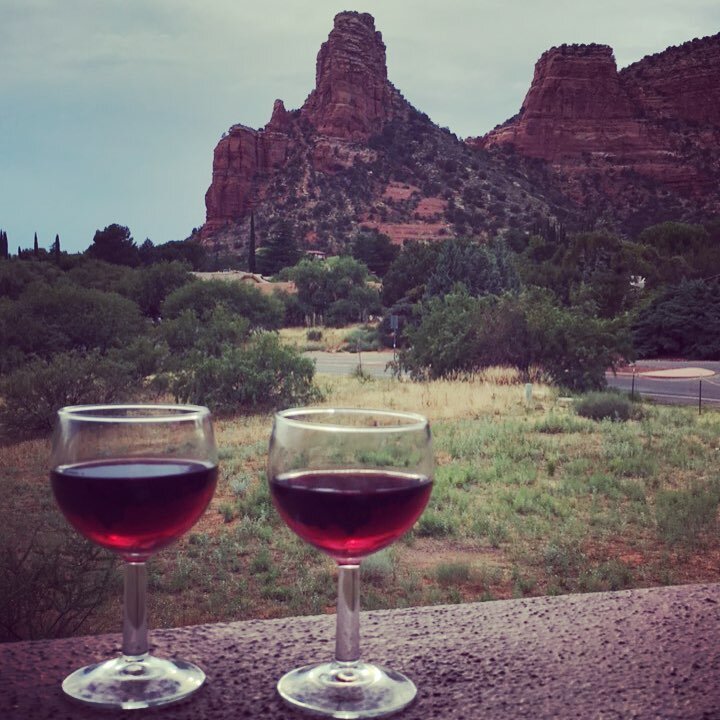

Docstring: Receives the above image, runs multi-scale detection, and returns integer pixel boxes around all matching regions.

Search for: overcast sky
[2,1,718,254]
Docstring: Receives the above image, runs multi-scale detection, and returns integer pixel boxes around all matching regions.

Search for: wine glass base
[277,661,416,719]
[61,654,206,709]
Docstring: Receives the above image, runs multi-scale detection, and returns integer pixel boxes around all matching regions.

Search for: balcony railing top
[2,582,719,719]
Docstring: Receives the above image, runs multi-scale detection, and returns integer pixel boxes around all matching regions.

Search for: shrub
[574,392,634,422]
[169,332,321,414]
[435,561,471,586]
[162,279,283,330]
[343,325,381,352]
[0,517,117,641]
[0,351,137,439]
[306,328,323,341]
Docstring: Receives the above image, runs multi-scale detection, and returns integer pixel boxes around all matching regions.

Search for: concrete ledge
[2,583,720,719]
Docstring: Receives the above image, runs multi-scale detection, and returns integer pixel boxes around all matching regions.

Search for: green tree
[425,237,519,299]
[162,279,283,330]
[125,261,193,318]
[0,231,8,259]
[350,230,398,277]
[381,240,443,306]
[636,222,720,287]
[291,256,379,324]
[400,288,630,390]
[632,279,720,359]
[256,219,301,276]
[86,224,140,266]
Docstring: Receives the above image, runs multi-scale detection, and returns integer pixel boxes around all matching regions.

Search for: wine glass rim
[275,407,429,432]
[57,404,211,423]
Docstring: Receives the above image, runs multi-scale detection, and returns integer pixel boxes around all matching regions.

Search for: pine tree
[248,212,257,274]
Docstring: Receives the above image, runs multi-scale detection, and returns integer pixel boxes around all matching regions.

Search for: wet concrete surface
[2,583,719,719]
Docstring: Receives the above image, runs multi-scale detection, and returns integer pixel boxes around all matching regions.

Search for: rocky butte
[473,34,720,213]
[198,13,720,255]
[202,11,411,244]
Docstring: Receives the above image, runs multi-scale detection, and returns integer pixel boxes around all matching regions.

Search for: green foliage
[125,261,193,318]
[86,224,139,266]
[636,222,720,286]
[425,237,519,299]
[255,219,301,276]
[162,278,283,329]
[381,240,443,306]
[343,325,381,352]
[516,230,645,317]
[350,230,399,277]
[400,287,631,390]
[291,256,380,325]
[169,332,321,414]
[0,351,137,438]
[161,306,250,361]
[306,328,323,341]
[3,282,144,364]
[574,392,634,422]
[632,279,720,359]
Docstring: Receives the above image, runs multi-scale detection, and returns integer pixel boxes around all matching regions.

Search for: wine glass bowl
[50,404,218,709]
[269,408,433,718]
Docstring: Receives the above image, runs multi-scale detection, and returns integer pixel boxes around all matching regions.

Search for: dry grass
[5,373,720,641]
[278,326,362,351]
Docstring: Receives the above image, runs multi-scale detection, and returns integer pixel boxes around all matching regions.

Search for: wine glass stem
[335,563,360,663]
[123,561,149,657]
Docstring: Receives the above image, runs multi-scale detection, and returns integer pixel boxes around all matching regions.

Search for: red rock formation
[620,34,720,125]
[474,36,720,199]
[302,11,405,140]
[201,11,409,241]
[201,119,289,239]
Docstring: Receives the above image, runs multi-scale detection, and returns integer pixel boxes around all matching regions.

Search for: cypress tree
[33,232,39,256]
[248,212,257,274]
[0,231,8,259]
[54,234,61,261]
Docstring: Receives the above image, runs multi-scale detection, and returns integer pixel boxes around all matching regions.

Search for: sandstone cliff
[199,11,556,251]
[199,14,719,253]
[475,34,720,219]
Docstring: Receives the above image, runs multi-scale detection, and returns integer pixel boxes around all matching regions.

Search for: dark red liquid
[270,470,432,562]
[51,459,217,559]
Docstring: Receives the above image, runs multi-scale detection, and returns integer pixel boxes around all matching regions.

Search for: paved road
[606,360,720,405]
[305,352,720,405]
[304,350,397,377]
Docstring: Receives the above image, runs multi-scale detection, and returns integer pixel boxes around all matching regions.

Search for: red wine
[270,469,432,562]
[51,458,217,559]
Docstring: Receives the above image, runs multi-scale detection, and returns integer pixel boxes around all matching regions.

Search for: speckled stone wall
[2,584,719,719]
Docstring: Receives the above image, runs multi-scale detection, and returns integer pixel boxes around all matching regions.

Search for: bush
[306,329,323,341]
[0,351,137,439]
[343,325,381,352]
[0,516,117,641]
[574,391,634,422]
[169,332,321,414]
[162,279,283,330]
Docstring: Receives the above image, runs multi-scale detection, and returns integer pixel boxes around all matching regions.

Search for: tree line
[2,216,719,437]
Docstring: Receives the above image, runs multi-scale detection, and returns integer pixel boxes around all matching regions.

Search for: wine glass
[268,408,433,718]
[49,404,218,709]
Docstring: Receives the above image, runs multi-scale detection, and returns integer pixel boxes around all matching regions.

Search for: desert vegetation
[3,216,720,642]
[3,374,720,642]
